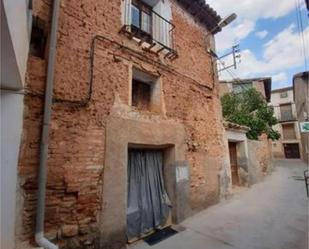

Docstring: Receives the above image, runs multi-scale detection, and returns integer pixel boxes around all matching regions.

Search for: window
[131,68,162,113]
[30,16,47,58]
[122,0,176,56]
[131,0,153,42]
[280,104,293,121]
[232,82,253,94]
[132,79,151,110]
[280,92,288,98]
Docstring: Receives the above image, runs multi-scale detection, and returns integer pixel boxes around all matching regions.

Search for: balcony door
[280,104,293,121]
[131,0,153,42]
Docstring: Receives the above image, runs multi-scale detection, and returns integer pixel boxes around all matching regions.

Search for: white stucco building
[1,1,32,248]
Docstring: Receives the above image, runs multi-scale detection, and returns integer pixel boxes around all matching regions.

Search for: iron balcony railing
[273,104,297,122]
[122,1,177,59]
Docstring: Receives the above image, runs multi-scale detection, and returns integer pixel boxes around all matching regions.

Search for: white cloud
[207,0,297,52]
[272,72,288,83]
[271,72,291,89]
[216,20,255,51]
[208,0,296,21]
[255,30,268,39]
[218,24,309,88]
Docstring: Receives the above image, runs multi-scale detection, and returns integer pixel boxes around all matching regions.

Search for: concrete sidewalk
[130,160,309,249]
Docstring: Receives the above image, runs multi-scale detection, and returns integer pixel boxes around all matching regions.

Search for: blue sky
[208,0,309,89]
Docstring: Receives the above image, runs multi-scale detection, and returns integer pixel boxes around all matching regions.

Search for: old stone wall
[247,134,273,185]
[16,0,228,248]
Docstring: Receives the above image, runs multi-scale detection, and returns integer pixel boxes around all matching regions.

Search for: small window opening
[132,79,151,111]
[131,68,162,113]
[30,16,47,58]
[280,92,288,98]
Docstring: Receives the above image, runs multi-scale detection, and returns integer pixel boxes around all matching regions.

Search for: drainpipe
[35,0,60,248]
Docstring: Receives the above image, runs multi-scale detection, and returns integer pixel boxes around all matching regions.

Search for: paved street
[131,160,309,249]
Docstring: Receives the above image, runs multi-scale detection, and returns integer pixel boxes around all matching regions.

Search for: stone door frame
[99,116,189,248]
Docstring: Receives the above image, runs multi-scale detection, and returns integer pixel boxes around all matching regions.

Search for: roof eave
[176,0,222,33]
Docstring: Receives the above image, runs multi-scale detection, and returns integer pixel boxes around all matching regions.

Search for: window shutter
[152,1,172,48]
[124,0,132,26]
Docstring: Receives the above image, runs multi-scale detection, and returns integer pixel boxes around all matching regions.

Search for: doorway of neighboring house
[127,149,171,242]
[283,143,300,159]
[228,142,239,186]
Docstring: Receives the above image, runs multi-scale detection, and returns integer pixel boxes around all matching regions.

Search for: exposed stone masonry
[16,0,229,248]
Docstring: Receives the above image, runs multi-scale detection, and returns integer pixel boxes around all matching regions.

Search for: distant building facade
[219,78,273,189]
[219,77,272,102]
[271,87,302,159]
[293,72,309,163]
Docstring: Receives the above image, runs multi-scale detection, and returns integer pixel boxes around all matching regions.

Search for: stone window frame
[129,66,165,114]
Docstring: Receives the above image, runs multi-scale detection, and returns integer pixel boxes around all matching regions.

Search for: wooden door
[284,143,300,159]
[228,142,239,185]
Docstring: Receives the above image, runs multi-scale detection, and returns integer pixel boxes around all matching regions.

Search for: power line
[217,57,250,92]
[295,0,308,71]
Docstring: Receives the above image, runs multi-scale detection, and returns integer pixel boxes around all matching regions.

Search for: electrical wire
[216,57,267,96]
[12,34,216,107]
[295,0,308,71]
[217,58,244,85]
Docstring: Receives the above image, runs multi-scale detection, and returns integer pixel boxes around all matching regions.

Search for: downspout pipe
[35,0,60,248]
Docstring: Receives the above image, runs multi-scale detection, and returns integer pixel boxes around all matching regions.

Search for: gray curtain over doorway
[127,150,171,240]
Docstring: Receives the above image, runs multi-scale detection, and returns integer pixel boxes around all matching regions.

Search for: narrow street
[132,160,309,249]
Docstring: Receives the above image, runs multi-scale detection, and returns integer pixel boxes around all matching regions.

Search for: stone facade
[219,78,273,190]
[219,77,272,102]
[224,122,250,187]
[293,72,309,163]
[247,134,273,184]
[271,87,302,159]
[224,123,273,188]
[16,1,229,248]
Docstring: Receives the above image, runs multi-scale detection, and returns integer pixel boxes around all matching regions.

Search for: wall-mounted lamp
[208,13,237,36]
[218,13,237,29]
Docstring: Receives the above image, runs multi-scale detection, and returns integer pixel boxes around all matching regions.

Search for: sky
[207,0,309,90]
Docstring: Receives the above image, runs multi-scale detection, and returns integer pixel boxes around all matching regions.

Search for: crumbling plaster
[16,0,229,248]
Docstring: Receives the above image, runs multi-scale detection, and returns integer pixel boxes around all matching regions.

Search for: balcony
[121,0,178,60]
[280,111,296,122]
[274,104,297,122]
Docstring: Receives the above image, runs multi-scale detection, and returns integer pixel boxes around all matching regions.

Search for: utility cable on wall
[295,0,308,71]
[7,34,217,107]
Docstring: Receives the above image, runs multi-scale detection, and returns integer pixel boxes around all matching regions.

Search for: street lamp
[218,13,237,29]
[208,13,237,35]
